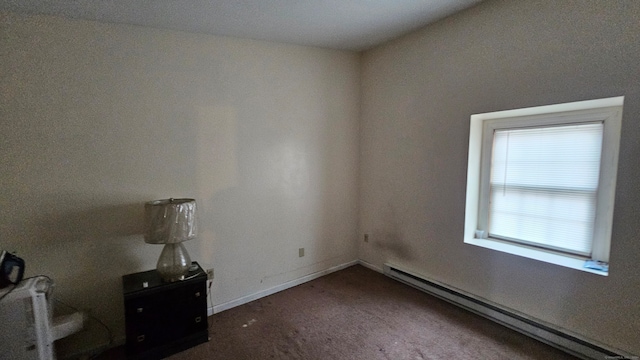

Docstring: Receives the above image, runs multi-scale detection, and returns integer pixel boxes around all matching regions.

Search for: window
[464,97,623,275]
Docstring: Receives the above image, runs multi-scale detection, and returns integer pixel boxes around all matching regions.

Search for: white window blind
[488,123,604,256]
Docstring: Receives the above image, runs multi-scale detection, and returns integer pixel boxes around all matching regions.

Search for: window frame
[464,97,623,275]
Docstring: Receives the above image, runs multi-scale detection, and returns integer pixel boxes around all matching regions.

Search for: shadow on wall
[372,203,416,263]
[194,102,321,287]
[372,232,416,262]
[19,193,153,289]
[192,94,358,297]
[3,192,148,270]
[36,200,145,246]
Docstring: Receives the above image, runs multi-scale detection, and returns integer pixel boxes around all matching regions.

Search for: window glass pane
[489,186,596,254]
[488,123,603,255]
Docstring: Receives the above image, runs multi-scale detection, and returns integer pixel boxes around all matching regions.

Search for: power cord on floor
[53,297,116,360]
[53,297,114,348]
[208,281,213,309]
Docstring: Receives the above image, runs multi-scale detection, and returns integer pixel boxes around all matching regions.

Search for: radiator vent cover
[382,263,631,360]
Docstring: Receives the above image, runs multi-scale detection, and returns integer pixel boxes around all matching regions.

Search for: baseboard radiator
[383,263,633,360]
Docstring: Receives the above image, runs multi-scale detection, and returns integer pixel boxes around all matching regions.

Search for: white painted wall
[360,0,640,355]
[4,0,640,357]
[0,11,360,353]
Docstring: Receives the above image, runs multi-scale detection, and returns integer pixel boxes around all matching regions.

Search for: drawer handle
[195,291,201,297]
[137,335,145,342]
[137,307,143,313]
[195,316,202,323]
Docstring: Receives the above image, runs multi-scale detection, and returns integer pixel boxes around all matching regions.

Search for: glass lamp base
[157,243,191,282]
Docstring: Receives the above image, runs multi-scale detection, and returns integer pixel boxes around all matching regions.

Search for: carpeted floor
[98,264,578,359]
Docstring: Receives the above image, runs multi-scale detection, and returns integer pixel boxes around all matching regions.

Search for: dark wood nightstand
[122,262,209,359]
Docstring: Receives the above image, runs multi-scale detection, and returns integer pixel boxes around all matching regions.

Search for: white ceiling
[0,0,482,51]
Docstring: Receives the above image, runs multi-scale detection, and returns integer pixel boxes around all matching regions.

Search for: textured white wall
[360,0,640,354]
[0,11,360,352]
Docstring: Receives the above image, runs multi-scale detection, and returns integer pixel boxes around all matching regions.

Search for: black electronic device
[0,251,25,289]
[0,250,25,289]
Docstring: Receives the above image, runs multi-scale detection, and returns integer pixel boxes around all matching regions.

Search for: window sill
[464,237,608,276]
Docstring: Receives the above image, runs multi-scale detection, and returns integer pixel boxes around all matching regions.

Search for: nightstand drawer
[123,262,209,359]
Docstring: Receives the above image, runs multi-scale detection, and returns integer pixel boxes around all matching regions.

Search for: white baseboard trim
[208,260,359,316]
[357,259,383,273]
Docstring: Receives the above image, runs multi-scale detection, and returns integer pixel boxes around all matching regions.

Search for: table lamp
[144,198,197,282]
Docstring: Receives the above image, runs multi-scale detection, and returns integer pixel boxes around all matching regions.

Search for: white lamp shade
[144,198,197,244]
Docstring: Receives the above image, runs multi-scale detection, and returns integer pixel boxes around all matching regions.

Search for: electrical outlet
[206,268,214,280]
[364,234,369,242]
[299,248,304,257]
